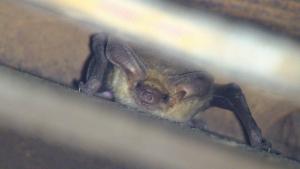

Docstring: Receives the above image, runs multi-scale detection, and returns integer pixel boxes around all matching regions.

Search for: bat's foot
[259,138,272,152]
[79,79,101,96]
[249,130,272,151]
[254,139,273,152]
[79,81,114,100]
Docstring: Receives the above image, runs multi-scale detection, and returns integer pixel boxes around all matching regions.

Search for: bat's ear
[170,72,213,100]
[106,37,147,84]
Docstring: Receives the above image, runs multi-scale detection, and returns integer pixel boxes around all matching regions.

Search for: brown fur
[109,54,213,122]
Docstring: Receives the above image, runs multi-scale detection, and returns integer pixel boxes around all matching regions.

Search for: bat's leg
[209,83,271,150]
[79,34,110,97]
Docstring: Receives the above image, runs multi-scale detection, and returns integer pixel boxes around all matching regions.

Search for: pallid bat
[79,33,271,150]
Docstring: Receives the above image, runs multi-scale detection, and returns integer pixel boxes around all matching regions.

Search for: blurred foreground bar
[0,66,298,168]
[23,0,300,101]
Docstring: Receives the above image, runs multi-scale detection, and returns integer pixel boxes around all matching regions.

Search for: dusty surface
[0,0,299,167]
[0,128,133,169]
[170,0,300,40]
[0,1,91,85]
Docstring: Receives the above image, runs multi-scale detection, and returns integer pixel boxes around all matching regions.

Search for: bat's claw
[259,138,273,152]
[252,138,272,152]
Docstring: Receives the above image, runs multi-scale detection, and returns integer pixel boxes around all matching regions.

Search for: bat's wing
[210,83,272,150]
[79,33,109,95]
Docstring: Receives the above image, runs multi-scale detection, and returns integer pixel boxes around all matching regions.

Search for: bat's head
[106,37,213,121]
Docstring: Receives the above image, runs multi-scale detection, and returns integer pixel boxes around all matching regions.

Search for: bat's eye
[135,82,162,106]
[141,91,155,104]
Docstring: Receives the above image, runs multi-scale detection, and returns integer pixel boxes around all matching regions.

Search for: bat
[79,33,271,150]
